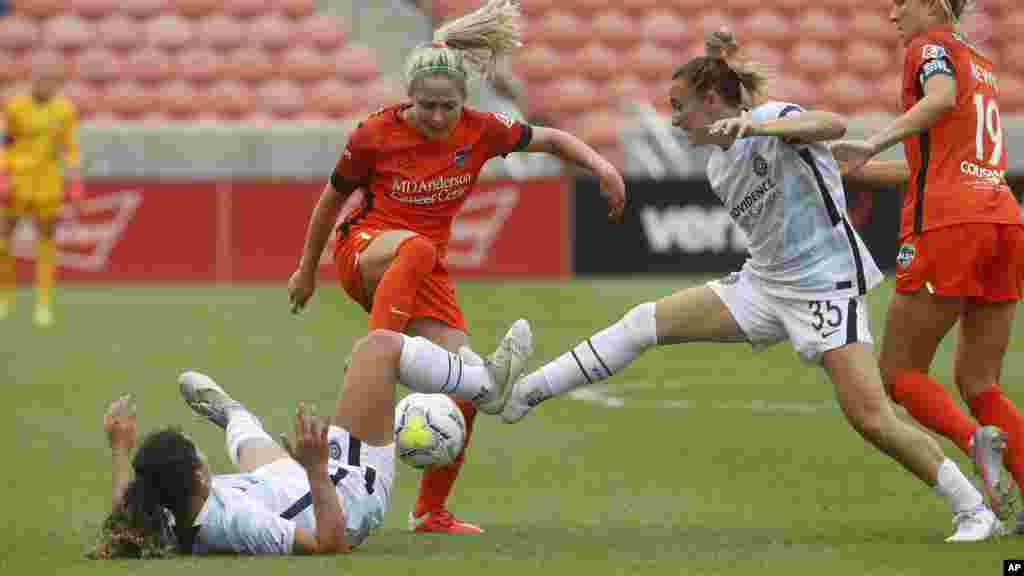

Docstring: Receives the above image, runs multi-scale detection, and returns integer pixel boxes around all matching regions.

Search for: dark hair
[89,428,201,559]
[672,28,771,109]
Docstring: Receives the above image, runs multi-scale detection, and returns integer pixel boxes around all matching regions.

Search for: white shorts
[708,270,873,365]
[251,426,395,548]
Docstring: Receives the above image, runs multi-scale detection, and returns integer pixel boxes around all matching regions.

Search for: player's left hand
[598,165,626,223]
[830,140,877,174]
[103,394,137,453]
[708,110,756,140]
[292,402,329,472]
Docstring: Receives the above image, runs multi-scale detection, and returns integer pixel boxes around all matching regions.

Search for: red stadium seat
[96,14,144,53]
[625,42,675,82]
[334,44,379,84]
[297,14,348,51]
[280,0,316,20]
[608,75,646,106]
[204,79,256,120]
[770,74,817,107]
[592,11,640,51]
[174,0,224,19]
[120,0,165,20]
[820,72,872,114]
[63,80,105,119]
[536,76,598,118]
[787,40,837,76]
[0,16,39,51]
[10,0,65,19]
[518,0,555,18]
[196,15,246,52]
[44,14,94,52]
[106,80,154,119]
[72,47,123,82]
[738,9,793,45]
[305,79,357,119]
[280,46,333,84]
[361,78,404,112]
[846,10,892,44]
[795,9,846,43]
[843,40,889,77]
[510,42,566,83]
[70,0,118,20]
[147,14,194,52]
[640,10,692,52]
[533,10,588,50]
[570,110,622,149]
[572,0,613,14]
[620,0,661,15]
[224,0,267,20]
[574,42,620,83]
[999,74,1024,114]
[698,10,739,39]
[0,51,30,83]
[876,73,903,114]
[178,48,224,84]
[249,13,293,52]
[126,47,176,84]
[158,79,202,119]
[223,46,275,84]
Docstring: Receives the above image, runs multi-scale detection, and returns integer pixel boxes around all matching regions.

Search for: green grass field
[4,278,1022,575]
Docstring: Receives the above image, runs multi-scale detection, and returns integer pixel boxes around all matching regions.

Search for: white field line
[569,383,841,414]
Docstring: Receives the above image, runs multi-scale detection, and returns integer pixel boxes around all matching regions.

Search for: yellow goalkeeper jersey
[3,93,79,176]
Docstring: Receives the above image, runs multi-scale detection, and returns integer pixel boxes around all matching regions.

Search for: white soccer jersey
[706,102,883,300]
[191,428,393,555]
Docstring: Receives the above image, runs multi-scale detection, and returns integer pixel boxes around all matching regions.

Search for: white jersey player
[92,320,532,558]
[497,30,1001,543]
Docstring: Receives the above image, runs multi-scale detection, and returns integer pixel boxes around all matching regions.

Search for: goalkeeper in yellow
[0,67,82,327]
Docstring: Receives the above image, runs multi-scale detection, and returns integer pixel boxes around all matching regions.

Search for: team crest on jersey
[454,146,471,168]
[896,243,916,270]
[493,112,515,128]
[328,440,342,461]
[921,44,947,61]
[753,153,769,177]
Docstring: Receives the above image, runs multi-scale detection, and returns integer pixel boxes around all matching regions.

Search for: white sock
[935,458,984,514]
[225,409,273,467]
[398,335,492,403]
[519,302,658,403]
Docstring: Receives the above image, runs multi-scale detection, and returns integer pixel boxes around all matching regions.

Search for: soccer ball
[394,393,466,469]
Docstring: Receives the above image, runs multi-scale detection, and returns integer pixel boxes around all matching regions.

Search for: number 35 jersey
[901,24,1019,237]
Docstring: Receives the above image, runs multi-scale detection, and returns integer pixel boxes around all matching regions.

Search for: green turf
[3,278,1022,575]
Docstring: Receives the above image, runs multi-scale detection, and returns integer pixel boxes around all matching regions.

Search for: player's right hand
[288,268,316,314]
[293,402,329,472]
[103,394,137,453]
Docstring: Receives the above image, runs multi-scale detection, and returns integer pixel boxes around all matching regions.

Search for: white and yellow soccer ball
[394,393,466,469]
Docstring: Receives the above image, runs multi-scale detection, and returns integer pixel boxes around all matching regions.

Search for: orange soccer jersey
[331,104,531,255]
[900,25,1019,237]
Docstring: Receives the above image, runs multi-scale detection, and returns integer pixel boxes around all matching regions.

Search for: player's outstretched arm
[290,403,350,555]
[524,126,626,222]
[841,159,911,188]
[102,394,136,513]
[289,179,355,314]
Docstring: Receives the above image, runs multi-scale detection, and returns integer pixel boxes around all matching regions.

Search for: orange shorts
[333,226,468,333]
[895,223,1024,302]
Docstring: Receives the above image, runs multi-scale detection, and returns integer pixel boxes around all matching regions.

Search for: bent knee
[356,329,404,360]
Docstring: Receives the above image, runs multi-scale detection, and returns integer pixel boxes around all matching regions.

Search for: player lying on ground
[498,29,1004,542]
[90,320,531,557]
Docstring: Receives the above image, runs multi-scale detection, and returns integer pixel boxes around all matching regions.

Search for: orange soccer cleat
[408,509,484,535]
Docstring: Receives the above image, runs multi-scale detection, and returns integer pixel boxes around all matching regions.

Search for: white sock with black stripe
[518,303,658,403]
[397,335,492,403]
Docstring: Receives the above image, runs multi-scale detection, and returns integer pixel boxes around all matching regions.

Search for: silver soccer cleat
[178,370,244,429]
[971,425,1014,520]
[477,319,533,415]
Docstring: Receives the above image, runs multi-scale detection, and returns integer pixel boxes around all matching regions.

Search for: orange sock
[888,371,977,454]
[969,385,1024,489]
[415,397,477,517]
[368,236,437,332]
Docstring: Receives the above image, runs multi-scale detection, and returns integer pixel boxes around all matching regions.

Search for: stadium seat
[570,110,622,150]
[96,14,144,53]
[625,42,675,82]
[534,10,588,50]
[640,10,691,52]
[174,0,224,19]
[106,80,154,119]
[591,11,640,50]
[511,42,566,84]
[845,10,892,44]
[333,44,379,84]
[196,14,245,52]
[0,50,30,83]
[796,9,846,42]
[739,41,785,69]
[820,72,872,114]
[297,14,347,51]
[305,78,357,119]
[280,0,316,20]
[999,74,1024,113]
[127,47,176,84]
[72,47,123,82]
[63,80,105,119]
[959,11,994,47]
[621,0,662,15]
[0,15,38,51]
[572,0,613,14]
[280,46,333,84]
[205,79,256,119]
[257,79,304,119]
[146,14,194,52]
[178,48,224,84]
[359,78,404,113]
[843,40,889,77]
[876,74,903,114]
[158,79,202,119]
[44,14,94,52]
[249,13,293,52]
[698,10,739,39]
[535,76,597,118]
[608,75,646,107]
[1000,42,1024,77]
[787,40,837,76]
[223,46,276,84]
[120,0,165,20]
[10,0,65,19]
[224,0,267,20]
[574,42,620,83]
[518,0,555,18]
[771,74,817,107]
[70,0,118,20]
[738,9,793,45]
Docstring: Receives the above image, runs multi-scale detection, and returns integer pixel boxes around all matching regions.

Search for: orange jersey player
[288,0,625,535]
[834,0,1024,529]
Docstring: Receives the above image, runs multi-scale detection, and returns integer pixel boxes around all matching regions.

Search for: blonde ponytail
[704,28,771,107]
[404,0,523,94]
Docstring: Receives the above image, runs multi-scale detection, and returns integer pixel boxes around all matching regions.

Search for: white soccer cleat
[971,425,1013,520]
[501,376,549,424]
[179,370,243,429]
[477,319,533,415]
[33,304,53,327]
[945,505,1002,542]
